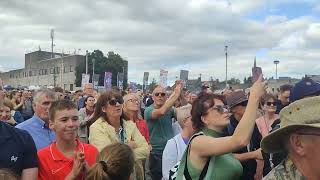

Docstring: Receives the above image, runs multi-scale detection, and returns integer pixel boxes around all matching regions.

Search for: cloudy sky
[0,0,319,84]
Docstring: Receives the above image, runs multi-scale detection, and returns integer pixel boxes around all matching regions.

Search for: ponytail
[86,162,110,180]
[86,143,134,180]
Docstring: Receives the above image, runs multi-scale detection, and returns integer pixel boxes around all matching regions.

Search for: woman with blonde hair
[123,93,150,143]
[122,93,150,180]
[86,143,135,180]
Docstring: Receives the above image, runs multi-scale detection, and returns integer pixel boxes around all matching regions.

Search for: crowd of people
[0,76,320,180]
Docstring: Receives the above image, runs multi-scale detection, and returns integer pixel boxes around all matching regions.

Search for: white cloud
[0,0,319,85]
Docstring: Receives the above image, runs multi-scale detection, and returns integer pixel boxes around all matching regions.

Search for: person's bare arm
[150,82,183,120]
[233,149,263,161]
[21,168,38,180]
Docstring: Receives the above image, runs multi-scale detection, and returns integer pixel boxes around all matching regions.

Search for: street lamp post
[225,46,228,88]
[273,60,280,79]
[92,58,95,87]
[86,50,88,75]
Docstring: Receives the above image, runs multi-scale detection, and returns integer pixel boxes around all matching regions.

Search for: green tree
[75,50,128,89]
[148,78,157,92]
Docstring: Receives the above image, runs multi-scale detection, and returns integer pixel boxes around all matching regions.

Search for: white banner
[81,74,90,88]
[159,69,168,88]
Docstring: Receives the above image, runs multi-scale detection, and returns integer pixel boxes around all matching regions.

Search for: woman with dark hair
[78,95,95,143]
[89,90,149,180]
[175,77,266,179]
[86,143,135,180]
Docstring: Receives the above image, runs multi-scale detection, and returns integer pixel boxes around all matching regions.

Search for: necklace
[263,115,275,169]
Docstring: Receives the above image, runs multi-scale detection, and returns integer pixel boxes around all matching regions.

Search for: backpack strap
[183,131,211,180]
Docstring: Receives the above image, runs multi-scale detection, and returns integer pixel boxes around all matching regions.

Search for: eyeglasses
[109,98,124,106]
[211,105,230,113]
[266,102,277,106]
[154,92,166,97]
[128,99,139,104]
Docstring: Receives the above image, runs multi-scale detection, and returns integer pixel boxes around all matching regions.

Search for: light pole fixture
[273,60,280,79]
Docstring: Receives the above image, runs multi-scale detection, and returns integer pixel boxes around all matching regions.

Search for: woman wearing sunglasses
[88,90,149,179]
[255,93,281,178]
[177,76,266,179]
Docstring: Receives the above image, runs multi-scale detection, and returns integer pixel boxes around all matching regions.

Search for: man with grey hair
[262,96,320,180]
[78,83,94,109]
[16,89,57,150]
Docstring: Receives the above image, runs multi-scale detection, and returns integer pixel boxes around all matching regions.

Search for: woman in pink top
[255,94,280,180]
[255,94,280,138]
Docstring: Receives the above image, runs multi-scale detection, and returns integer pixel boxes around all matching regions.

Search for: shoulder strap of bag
[182,131,211,180]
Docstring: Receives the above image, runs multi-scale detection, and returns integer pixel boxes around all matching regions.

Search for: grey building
[0,50,85,91]
[180,70,189,81]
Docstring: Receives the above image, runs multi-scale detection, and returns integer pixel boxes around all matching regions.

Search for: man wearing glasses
[144,81,183,180]
[262,96,320,180]
[224,91,263,180]
[16,89,57,150]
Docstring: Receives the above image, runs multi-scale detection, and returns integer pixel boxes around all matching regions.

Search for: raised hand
[66,150,86,180]
[249,75,267,100]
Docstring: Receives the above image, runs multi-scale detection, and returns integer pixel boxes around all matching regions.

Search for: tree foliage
[75,50,128,89]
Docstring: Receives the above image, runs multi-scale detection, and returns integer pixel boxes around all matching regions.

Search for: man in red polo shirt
[38,99,98,180]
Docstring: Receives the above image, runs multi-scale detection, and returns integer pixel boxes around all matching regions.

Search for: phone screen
[252,67,262,83]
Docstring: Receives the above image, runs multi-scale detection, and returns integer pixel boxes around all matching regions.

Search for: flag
[159,69,168,88]
[104,72,112,89]
[81,74,90,88]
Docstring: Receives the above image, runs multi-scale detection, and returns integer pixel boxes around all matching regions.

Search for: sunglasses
[239,101,248,107]
[266,102,276,106]
[154,92,166,97]
[109,98,124,106]
[211,105,230,113]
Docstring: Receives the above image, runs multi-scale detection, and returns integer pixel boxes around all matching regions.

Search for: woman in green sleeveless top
[187,76,266,179]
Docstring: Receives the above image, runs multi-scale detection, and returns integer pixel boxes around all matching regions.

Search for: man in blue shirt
[16,89,57,150]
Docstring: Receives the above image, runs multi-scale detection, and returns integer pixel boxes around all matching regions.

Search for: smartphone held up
[252,66,263,83]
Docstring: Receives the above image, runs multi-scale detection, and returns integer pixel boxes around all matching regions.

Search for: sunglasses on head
[109,98,124,106]
[128,99,139,103]
[154,92,166,97]
[211,105,230,113]
[266,102,276,106]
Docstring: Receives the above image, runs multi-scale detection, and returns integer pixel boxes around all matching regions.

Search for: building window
[70,65,73,72]
[44,69,48,75]
[64,84,67,90]
[55,67,60,74]
[70,84,74,91]
[50,68,54,74]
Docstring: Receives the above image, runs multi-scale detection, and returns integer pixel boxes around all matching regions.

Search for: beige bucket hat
[261,96,320,153]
